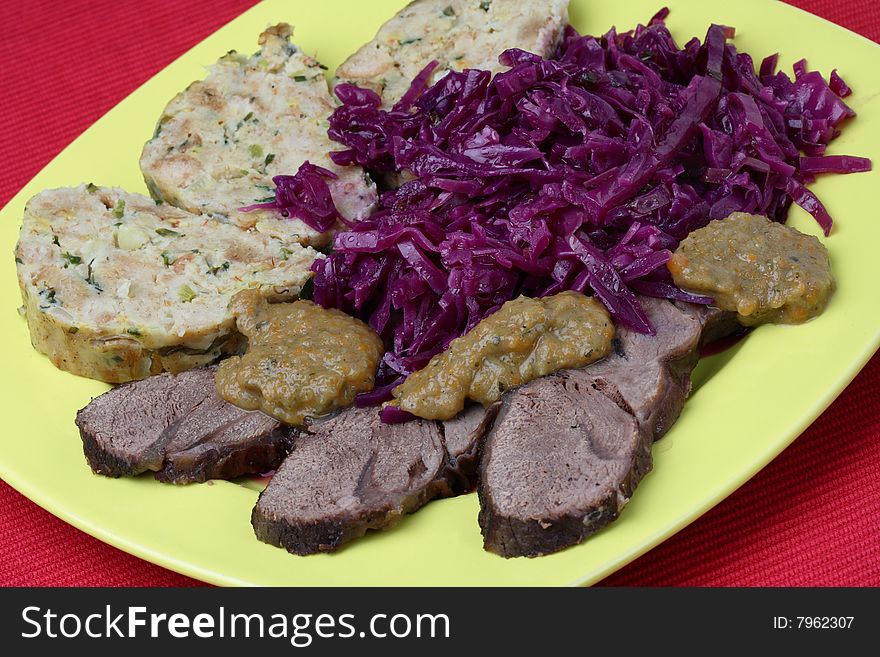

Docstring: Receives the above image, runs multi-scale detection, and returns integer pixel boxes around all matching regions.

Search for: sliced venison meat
[76,367,294,484]
[478,372,648,558]
[252,406,449,554]
[441,403,488,460]
[586,297,703,440]
[440,402,501,492]
[252,403,499,554]
[675,302,742,348]
[477,297,735,558]
[154,397,294,484]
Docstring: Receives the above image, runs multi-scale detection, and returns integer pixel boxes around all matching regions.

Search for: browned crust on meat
[78,419,145,478]
[251,475,450,555]
[157,426,296,484]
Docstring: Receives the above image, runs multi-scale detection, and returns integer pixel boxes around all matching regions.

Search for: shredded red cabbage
[300,11,869,400]
[240,161,345,234]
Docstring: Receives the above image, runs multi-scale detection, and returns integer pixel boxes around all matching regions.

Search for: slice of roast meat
[155,398,294,484]
[252,406,449,554]
[675,301,742,348]
[440,401,501,492]
[76,367,294,484]
[586,296,703,441]
[252,402,499,554]
[477,298,740,558]
[478,372,649,558]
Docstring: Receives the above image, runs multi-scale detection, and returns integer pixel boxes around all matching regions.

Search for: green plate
[1,0,878,586]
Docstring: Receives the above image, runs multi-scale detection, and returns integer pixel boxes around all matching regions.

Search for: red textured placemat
[0,0,878,587]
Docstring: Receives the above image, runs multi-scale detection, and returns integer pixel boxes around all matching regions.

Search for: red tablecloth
[1,0,877,587]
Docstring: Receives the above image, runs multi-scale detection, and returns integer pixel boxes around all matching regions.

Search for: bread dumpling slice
[335,0,570,107]
[15,184,318,383]
[140,23,376,247]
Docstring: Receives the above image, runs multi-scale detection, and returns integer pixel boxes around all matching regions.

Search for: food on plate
[15,185,316,383]
[215,289,384,425]
[478,371,646,557]
[76,366,294,484]
[73,295,718,555]
[586,297,708,440]
[140,23,377,247]
[439,402,502,489]
[253,296,721,557]
[478,297,708,557]
[682,300,742,347]
[390,291,613,421]
[252,402,499,555]
[334,0,570,106]
[668,212,835,325]
[18,4,873,562]
[318,15,868,400]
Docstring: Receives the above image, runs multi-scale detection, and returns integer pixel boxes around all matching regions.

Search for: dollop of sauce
[216,289,383,425]
[668,212,834,326]
[391,292,614,421]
